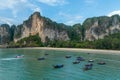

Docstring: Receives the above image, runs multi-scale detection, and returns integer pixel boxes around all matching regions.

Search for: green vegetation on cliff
[1,12,120,50]
[9,34,43,48]
[44,32,120,50]
[9,32,120,50]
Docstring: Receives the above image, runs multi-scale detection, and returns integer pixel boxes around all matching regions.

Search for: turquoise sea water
[0,49,120,80]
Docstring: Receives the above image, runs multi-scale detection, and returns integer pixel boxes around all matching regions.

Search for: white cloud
[33,8,41,12]
[38,0,68,6]
[59,12,83,25]
[0,0,42,17]
[108,10,120,17]
[32,7,42,15]
[0,0,42,24]
[0,17,14,26]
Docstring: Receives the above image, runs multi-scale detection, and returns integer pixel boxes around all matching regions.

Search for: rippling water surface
[0,49,120,80]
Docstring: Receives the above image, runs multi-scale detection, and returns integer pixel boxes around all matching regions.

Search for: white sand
[21,47,120,54]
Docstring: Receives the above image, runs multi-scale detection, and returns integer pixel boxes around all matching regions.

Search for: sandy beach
[21,47,120,54]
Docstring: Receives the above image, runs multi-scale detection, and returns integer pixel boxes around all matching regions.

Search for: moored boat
[73,61,80,64]
[76,56,85,61]
[65,55,71,58]
[98,62,106,65]
[45,53,49,55]
[88,60,94,62]
[87,53,90,54]
[16,55,24,58]
[53,64,64,68]
[83,63,93,70]
[38,57,45,60]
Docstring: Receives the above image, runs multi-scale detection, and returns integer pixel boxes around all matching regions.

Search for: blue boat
[76,56,85,61]
[84,63,93,70]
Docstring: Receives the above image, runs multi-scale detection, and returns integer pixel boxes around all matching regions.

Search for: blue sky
[0,0,120,26]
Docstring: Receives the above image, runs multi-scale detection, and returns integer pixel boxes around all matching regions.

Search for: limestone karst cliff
[0,12,120,45]
[83,15,120,41]
[14,12,69,42]
[0,24,11,44]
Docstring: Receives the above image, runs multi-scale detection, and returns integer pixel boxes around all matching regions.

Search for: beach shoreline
[17,47,120,54]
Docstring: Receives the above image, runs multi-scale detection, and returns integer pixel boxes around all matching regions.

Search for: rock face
[83,15,120,41]
[1,12,120,44]
[0,24,11,44]
[14,12,69,42]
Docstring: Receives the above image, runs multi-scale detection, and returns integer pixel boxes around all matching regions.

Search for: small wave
[0,58,21,61]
